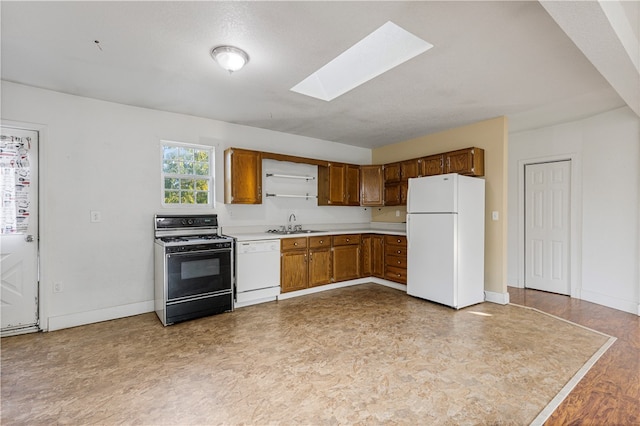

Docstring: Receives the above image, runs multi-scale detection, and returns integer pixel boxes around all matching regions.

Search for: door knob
[25,235,34,242]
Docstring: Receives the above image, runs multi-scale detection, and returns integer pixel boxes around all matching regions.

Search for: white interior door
[525,160,570,295]
[1,126,39,334]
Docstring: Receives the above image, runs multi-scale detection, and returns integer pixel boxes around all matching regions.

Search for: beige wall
[371,116,508,294]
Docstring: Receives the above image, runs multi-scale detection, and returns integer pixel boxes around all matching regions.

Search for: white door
[1,126,39,334]
[525,161,570,295]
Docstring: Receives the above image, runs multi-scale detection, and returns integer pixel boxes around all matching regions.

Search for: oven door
[166,249,232,301]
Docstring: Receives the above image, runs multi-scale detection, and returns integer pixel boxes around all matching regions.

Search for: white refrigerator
[406,173,485,309]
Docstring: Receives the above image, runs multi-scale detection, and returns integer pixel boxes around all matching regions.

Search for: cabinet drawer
[308,236,330,249]
[384,235,407,246]
[385,265,407,283]
[385,254,407,269]
[332,234,361,246]
[281,237,307,251]
[385,244,407,257]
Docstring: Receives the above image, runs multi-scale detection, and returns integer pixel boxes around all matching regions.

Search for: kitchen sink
[266,229,323,235]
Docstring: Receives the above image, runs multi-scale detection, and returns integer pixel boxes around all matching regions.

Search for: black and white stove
[154,214,234,325]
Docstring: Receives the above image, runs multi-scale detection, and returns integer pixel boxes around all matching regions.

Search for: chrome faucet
[288,213,296,230]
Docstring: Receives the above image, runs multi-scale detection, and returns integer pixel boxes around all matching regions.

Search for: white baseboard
[369,277,408,291]
[579,289,639,316]
[484,291,510,305]
[47,300,154,331]
[277,279,369,300]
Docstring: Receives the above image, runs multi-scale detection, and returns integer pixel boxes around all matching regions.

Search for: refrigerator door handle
[406,214,410,246]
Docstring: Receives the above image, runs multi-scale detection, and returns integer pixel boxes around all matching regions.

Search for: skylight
[290,21,433,102]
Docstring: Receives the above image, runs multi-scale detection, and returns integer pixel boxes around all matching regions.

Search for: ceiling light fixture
[211,45,249,73]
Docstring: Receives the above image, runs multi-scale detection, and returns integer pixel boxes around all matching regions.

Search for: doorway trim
[1,119,49,333]
[517,153,582,299]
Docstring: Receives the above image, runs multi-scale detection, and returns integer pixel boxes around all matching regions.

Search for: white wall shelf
[265,193,317,200]
[266,173,315,181]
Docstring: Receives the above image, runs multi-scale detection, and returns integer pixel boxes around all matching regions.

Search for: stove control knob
[187,219,194,225]
[181,219,187,225]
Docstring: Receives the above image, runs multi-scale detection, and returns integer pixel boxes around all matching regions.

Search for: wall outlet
[395,210,400,217]
[492,211,499,221]
[90,210,102,223]
[53,282,63,293]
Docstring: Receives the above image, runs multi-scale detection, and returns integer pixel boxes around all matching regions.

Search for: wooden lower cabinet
[281,238,308,293]
[308,236,332,287]
[280,233,403,292]
[361,234,384,278]
[332,234,361,282]
[384,235,407,284]
[371,235,385,278]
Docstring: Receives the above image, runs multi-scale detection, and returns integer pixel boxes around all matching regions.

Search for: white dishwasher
[235,239,281,307]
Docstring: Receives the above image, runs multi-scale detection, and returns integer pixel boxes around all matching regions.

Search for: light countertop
[223,223,406,242]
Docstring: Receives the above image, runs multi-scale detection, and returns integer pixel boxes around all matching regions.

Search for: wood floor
[508,287,640,425]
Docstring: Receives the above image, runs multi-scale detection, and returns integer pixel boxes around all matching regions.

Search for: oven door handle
[167,249,232,257]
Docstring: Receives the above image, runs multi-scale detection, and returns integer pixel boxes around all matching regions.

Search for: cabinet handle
[346,238,350,242]
[397,239,401,243]
[319,240,324,244]
[397,260,401,264]
[397,250,401,254]
[397,273,401,277]
[294,242,298,246]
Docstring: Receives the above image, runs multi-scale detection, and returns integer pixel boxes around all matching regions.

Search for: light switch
[492,211,499,221]
[90,210,102,223]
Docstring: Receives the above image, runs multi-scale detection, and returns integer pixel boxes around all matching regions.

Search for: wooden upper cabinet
[224,148,262,204]
[318,163,359,206]
[384,181,408,206]
[360,165,383,207]
[421,154,444,176]
[384,162,401,183]
[445,147,485,176]
[401,159,421,180]
[345,164,360,206]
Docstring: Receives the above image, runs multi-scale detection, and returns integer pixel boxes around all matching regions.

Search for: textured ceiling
[1,1,635,148]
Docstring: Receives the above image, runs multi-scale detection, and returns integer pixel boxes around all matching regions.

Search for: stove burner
[160,236,189,243]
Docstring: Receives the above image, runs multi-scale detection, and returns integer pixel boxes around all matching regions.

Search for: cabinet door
[372,235,385,278]
[308,248,332,287]
[384,182,402,206]
[360,234,373,277]
[445,147,484,176]
[332,245,361,282]
[401,159,420,180]
[421,154,444,176]
[385,265,407,284]
[400,182,408,205]
[224,148,262,204]
[345,164,360,206]
[384,162,401,182]
[318,163,346,205]
[360,165,384,207]
[281,250,308,293]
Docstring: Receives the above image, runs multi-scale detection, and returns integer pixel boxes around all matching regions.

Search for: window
[161,141,214,206]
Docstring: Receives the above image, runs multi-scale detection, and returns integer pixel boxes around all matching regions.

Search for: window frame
[160,140,215,208]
